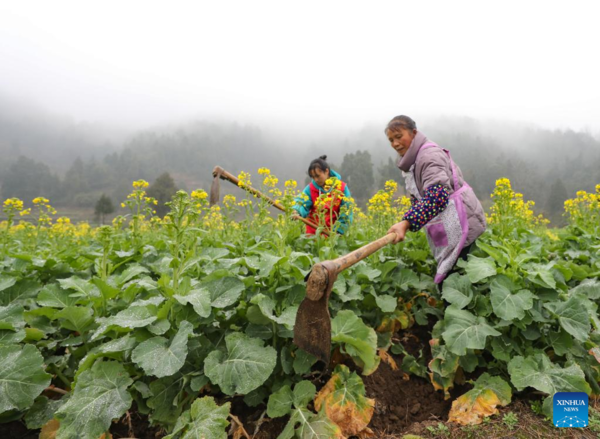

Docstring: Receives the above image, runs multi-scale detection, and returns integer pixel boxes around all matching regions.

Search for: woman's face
[387,127,417,157]
[310,168,329,188]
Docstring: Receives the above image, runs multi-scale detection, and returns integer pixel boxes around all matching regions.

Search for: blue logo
[553,392,588,428]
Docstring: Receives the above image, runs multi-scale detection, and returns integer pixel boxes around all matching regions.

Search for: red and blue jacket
[292,170,353,235]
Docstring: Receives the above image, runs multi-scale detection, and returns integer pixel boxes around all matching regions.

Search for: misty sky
[1,1,600,133]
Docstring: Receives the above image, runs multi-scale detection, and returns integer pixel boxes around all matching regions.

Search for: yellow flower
[325,178,333,186]
[133,180,149,189]
[258,168,271,176]
[285,180,297,189]
[191,189,208,200]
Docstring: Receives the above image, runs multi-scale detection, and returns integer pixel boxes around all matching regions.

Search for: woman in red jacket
[292,155,354,235]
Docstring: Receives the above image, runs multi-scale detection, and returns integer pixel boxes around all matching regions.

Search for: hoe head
[210,166,224,206]
[293,261,339,365]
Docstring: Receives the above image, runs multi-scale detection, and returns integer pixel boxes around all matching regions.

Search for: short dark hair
[308,155,330,176]
[385,115,417,134]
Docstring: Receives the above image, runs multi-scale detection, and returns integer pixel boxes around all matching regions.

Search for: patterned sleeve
[402,184,450,232]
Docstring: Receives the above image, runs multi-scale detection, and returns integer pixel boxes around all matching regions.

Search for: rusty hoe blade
[209,167,223,206]
[293,261,339,365]
[293,233,399,366]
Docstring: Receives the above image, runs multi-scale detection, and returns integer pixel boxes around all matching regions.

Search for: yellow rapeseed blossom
[285,180,297,189]
[263,174,279,188]
[258,168,271,176]
[564,185,599,230]
[223,194,237,208]
[133,180,149,189]
[3,198,24,211]
[238,171,252,188]
[191,189,208,200]
[489,177,548,228]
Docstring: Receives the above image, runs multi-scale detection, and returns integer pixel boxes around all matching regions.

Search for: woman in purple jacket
[386,115,487,285]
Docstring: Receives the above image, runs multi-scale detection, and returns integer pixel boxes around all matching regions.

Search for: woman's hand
[387,220,411,244]
[291,213,302,221]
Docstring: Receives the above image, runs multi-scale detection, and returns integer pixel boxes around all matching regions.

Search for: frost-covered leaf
[1,279,42,305]
[58,277,99,299]
[37,284,79,308]
[116,265,149,286]
[55,361,132,439]
[448,373,511,425]
[25,396,66,429]
[0,304,25,331]
[132,321,194,378]
[204,333,276,395]
[174,289,211,318]
[54,306,94,333]
[91,305,157,340]
[267,385,293,418]
[76,335,138,383]
[203,277,244,308]
[147,375,185,425]
[0,345,51,413]
[164,396,230,439]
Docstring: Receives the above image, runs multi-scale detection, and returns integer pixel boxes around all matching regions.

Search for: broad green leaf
[1,279,42,306]
[374,294,396,313]
[355,264,381,282]
[548,329,573,357]
[279,408,342,439]
[91,278,120,301]
[0,275,17,293]
[164,397,230,439]
[25,396,66,429]
[148,375,185,425]
[465,256,496,284]
[58,277,99,299]
[476,241,508,267]
[174,288,211,318]
[570,279,600,300]
[132,321,194,378]
[204,333,276,395]
[267,385,293,418]
[37,284,78,308]
[508,353,591,395]
[251,294,298,329]
[116,264,149,286]
[257,254,284,278]
[442,306,500,356]
[54,306,94,333]
[76,335,138,383]
[293,349,318,375]
[0,329,26,344]
[55,361,132,439]
[91,305,157,340]
[526,264,557,289]
[490,275,534,321]
[0,304,25,331]
[0,345,51,413]
[544,296,590,342]
[293,380,317,408]
[441,274,473,309]
[331,310,378,374]
[448,373,512,425]
[203,277,244,308]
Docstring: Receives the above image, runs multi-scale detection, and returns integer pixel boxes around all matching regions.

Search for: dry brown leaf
[314,366,375,438]
[448,389,502,425]
[378,349,398,371]
[229,414,251,439]
[40,419,60,439]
